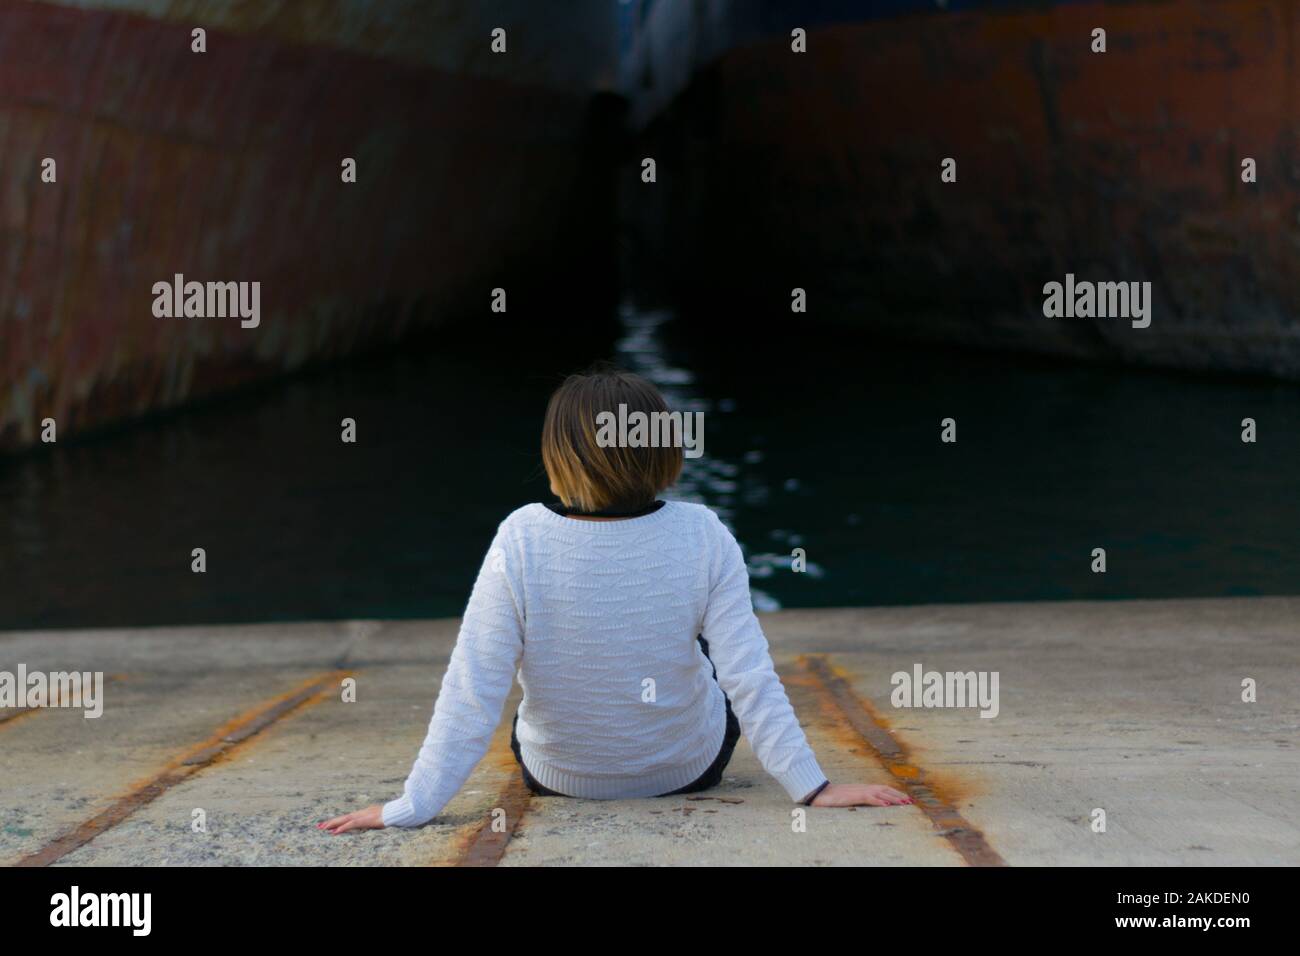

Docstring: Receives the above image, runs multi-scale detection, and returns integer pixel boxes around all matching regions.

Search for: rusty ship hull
[0,0,620,450]
[621,0,1300,378]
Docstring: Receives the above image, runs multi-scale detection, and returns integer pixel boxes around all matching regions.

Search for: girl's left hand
[319,805,386,835]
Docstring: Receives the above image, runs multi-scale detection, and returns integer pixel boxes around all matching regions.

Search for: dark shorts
[509,635,742,798]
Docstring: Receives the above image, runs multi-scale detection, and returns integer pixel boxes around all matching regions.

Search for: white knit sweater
[382,501,828,827]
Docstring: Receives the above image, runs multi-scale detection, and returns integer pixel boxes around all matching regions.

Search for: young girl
[320,368,910,835]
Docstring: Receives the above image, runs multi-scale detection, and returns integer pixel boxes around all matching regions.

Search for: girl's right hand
[810,783,913,807]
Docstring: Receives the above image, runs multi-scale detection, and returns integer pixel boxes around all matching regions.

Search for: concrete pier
[2,597,1296,866]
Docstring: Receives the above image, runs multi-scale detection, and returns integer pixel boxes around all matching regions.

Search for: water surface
[2,307,1296,629]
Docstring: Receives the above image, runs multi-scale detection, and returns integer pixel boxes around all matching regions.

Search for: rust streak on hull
[0,0,618,451]
[630,0,1300,378]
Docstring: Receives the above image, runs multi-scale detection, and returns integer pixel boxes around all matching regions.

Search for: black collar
[546,500,665,519]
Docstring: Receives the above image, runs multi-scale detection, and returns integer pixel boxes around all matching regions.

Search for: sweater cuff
[777,753,830,802]
[381,794,419,828]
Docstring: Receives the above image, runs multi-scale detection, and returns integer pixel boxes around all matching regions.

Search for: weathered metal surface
[0,1,619,451]
[39,0,618,90]
[625,0,1300,378]
[13,669,349,866]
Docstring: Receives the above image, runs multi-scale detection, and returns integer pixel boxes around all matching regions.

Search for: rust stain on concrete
[0,708,41,730]
[795,654,1005,867]
[430,701,533,867]
[448,772,532,868]
[12,669,350,867]
[0,674,128,731]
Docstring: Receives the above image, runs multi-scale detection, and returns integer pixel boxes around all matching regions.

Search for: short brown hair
[541,367,683,512]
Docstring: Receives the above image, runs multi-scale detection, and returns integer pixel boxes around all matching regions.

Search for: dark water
[2,307,1297,630]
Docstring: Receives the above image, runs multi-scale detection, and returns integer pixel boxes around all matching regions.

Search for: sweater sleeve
[382,526,525,827]
[700,516,828,802]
